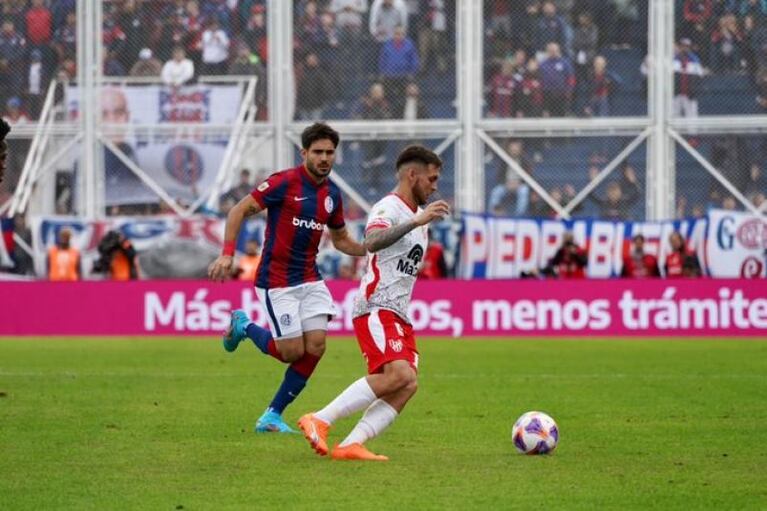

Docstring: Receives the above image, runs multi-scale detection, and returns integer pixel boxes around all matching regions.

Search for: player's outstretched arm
[208,194,263,281]
[365,200,450,253]
[329,227,366,257]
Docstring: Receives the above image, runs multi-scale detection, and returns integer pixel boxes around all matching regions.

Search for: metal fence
[1,0,766,227]
[484,135,648,220]
[292,0,457,122]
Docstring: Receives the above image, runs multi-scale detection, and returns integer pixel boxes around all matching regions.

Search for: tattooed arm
[365,220,420,253]
[364,200,451,253]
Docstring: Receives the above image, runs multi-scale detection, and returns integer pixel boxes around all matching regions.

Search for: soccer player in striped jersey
[298,145,450,460]
[208,122,366,433]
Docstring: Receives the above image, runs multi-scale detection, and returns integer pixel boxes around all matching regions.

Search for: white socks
[338,399,398,448]
[314,377,377,425]
[314,377,399,448]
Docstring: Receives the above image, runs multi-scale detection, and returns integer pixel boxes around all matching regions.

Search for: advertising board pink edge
[1,280,766,337]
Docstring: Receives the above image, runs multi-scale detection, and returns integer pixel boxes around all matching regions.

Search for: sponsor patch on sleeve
[257,181,269,192]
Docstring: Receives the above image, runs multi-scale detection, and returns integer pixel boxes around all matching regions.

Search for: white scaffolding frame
[7,0,767,221]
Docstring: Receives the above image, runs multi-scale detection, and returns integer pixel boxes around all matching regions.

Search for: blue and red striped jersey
[251,164,346,288]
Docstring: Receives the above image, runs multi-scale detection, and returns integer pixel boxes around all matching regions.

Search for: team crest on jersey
[388,338,403,353]
[257,181,269,192]
[324,196,334,213]
[280,314,291,327]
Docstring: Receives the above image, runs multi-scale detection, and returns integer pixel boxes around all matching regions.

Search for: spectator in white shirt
[330,0,368,32]
[161,46,195,87]
[201,18,230,75]
[26,48,46,118]
[369,0,408,43]
[402,82,428,120]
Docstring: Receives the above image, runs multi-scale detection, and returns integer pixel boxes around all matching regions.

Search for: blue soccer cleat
[255,409,297,433]
[222,310,250,352]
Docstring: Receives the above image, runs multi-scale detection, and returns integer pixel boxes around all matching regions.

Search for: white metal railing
[201,77,259,213]
[7,79,59,217]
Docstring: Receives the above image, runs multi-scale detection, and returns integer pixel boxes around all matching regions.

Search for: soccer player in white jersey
[298,145,450,461]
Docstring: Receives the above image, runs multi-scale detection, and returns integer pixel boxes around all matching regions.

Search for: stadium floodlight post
[478,129,570,219]
[8,79,58,216]
[562,128,653,217]
[457,0,483,213]
[647,0,675,221]
[77,0,102,219]
[270,0,294,170]
[668,129,766,219]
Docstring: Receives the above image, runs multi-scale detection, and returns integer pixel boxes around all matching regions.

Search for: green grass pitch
[1,337,766,510]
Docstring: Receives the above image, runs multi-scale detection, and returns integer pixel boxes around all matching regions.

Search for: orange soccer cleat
[331,443,389,461]
[297,414,330,456]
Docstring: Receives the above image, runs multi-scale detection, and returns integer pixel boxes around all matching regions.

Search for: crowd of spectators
[675,134,767,217]
[483,0,644,119]
[4,1,767,124]
[292,0,453,121]
[0,0,271,124]
[677,0,767,78]
[486,129,765,220]
[674,0,767,118]
[487,137,646,220]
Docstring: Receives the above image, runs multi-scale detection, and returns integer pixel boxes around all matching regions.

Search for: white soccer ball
[512,411,559,455]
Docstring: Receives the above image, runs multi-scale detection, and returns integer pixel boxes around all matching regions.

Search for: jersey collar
[390,192,417,213]
[300,164,326,187]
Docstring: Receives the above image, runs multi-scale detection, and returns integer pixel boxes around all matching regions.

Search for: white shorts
[255,281,336,340]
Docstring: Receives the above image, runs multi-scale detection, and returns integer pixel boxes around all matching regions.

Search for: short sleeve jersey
[250,165,345,288]
[353,194,428,321]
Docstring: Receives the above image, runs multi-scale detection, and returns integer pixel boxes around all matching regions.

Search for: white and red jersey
[353,193,428,322]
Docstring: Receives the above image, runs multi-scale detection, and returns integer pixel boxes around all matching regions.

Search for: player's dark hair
[301,122,340,149]
[396,145,442,171]
[0,118,10,139]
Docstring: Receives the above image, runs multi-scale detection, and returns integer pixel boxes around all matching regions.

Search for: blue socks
[246,323,273,354]
[268,353,321,414]
[268,367,308,414]
[244,324,322,416]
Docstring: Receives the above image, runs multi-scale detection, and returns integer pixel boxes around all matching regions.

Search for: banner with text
[29,216,458,280]
[460,212,732,278]
[705,209,767,278]
[66,84,242,125]
[1,280,765,337]
[66,84,241,205]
